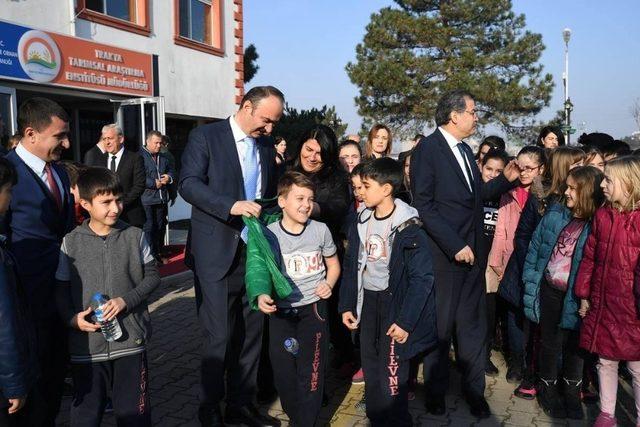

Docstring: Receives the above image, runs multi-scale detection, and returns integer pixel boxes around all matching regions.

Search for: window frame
[173,0,225,56]
[76,0,151,37]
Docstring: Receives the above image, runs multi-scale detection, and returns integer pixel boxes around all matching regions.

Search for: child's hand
[386,323,409,344]
[315,281,332,299]
[342,312,358,330]
[257,295,277,314]
[579,299,590,318]
[7,396,26,414]
[101,297,127,321]
[71,307,101,332]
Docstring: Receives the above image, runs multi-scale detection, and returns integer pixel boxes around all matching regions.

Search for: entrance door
[112,97,166,151]
[0,86,18,150]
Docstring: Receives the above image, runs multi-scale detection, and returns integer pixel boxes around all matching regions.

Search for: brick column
[234,0,244,105]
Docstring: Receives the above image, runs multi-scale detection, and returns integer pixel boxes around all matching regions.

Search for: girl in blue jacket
[521,166,604,420]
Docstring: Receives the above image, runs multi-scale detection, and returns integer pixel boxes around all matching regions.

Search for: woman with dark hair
[290,124,354,369]
[363,124,392,159]
[476,136,507,166]
[338,139,362,173]
[274,136,287,165]
[538,126,565,149]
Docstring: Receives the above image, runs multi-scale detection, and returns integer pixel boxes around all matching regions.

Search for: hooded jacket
[55,220,160,363]
[575,206,640,360]
[521,203,591,330]
[338,199,437,360]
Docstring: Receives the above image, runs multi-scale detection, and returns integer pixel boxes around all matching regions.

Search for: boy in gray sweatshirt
[55,167,160,426]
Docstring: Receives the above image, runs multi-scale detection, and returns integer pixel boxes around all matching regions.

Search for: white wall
[1,0,238,119]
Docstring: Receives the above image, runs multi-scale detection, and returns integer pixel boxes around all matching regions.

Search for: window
[174,0,223,56]
[86,0,135,22]
[77,0,150,36]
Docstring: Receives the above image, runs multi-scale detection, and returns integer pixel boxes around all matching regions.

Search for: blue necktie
[240,137,259,243]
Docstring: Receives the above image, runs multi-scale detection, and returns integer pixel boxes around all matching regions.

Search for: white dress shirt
[15,143,64,193]
[229,115,262,199]
[107,146,125,171]
[439,127,474,191]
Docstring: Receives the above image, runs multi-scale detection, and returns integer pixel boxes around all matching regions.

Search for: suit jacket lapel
[257,138,271,197]
[434,129,472,193]
[14,155,61,212]
[219,121,244,189]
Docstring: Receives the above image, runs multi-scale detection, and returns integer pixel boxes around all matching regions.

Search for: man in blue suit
[141,130,175,261]
[4,97,75,426]
[410,90,519,419]
[179,86,284,427]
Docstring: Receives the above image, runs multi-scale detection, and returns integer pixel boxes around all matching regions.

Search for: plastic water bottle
[284,337,299,356]
[91,293,123,342]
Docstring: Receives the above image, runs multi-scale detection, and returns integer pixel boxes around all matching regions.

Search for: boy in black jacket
[339,158,437,426]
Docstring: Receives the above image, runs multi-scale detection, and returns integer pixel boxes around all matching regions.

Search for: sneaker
[563,378,584,420]
[537,378,566,418]
[485,358,499,377]
[514,379,537,400]
[355,398,366,413]
[593,412,617,427]
[351,368,364,384]
[104,399,113,414]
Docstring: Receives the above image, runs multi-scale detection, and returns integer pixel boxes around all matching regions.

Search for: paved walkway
[56,273,635,426]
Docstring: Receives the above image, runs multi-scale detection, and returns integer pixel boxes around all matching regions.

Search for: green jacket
[243,212,293,310]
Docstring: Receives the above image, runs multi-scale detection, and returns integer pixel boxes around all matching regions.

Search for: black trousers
[268,301,328,426]
[70,352,150,427]
[143,204,167,258]
[422,266,486,397]
[361,290,411,427]
[194,248,263,409]
[539,281,583,381]
[10,317,67,427]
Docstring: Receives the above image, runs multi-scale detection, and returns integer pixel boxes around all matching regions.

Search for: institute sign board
[0,19,153,97]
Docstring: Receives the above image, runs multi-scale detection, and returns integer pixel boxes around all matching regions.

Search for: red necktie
[45,163,62,211]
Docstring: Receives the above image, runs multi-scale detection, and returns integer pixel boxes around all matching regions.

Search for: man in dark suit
[86,124,146,227]
[141,130,175,260]
[82,139,107,166]
[410,90,519,418]
[4,97,75,425]
[179,86,284,427]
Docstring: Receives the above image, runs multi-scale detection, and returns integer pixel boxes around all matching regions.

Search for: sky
[244,0,640,141]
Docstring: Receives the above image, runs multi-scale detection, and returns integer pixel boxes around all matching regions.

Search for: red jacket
[575,206,640,360]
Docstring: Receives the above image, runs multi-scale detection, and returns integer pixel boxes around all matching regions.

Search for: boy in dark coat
[339,158,437,426]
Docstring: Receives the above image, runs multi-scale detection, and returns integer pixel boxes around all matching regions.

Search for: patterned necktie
[456,143,474,191]
[240,137,259,243]
[45,163,62,211]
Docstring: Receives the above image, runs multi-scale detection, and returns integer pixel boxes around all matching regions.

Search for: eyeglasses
[464,110,478,117]
[520,165,541,173]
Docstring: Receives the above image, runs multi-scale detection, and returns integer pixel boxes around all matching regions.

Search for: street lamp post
[562,28,572,144]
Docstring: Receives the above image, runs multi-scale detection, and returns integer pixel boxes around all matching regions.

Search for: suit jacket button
[234,234,239,239]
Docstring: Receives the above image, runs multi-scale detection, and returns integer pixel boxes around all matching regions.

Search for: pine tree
[346,0,554,136]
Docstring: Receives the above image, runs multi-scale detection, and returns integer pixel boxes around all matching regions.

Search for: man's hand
[503,160,521,182]
[155,179,163,189]
[342,312,358,330]
[7,396,26,414]
[315,281,332,299]
[386,323,409,344]
[257,295,277,314]
[579,299,590,318]
[101,297,127,321]
[455,245,475,265]
[71,307,101,332]
[160,174,171,185]
[230,201,262,218]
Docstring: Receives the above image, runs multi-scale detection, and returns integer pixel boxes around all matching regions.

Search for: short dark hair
[481,148,509,167]
[60,161,87,187]
[145,130,163,141]
[537,125,565,147]
[603,140,632,158]
[360,157,404,196]
[338,139,362,156]
[240,86,285,110]
[0,157,17,188]
[78,167,123,201]
[350,162,365,178]
[435,90,474,126]
[277,171,315,198]
[517,145,547,166]
[17,97,69,136]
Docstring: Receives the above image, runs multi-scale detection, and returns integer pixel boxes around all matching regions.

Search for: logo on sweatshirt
[283,250,325,280]
[366,234,388,261]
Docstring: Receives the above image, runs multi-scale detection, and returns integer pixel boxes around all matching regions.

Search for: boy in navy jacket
[339,158,437,426]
